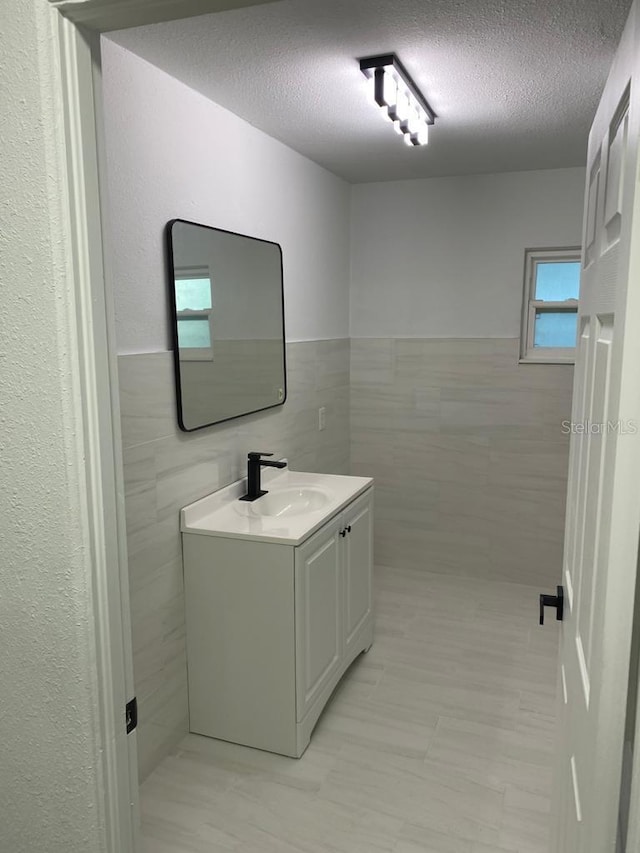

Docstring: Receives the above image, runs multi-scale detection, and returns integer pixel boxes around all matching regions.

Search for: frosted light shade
[415,124,429,145]
[382,69,397,109]
[407,105,421,135]
[395,89,410,122]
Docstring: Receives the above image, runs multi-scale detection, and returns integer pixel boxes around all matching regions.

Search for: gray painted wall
[350,168,585,339]
[100,38,351,353]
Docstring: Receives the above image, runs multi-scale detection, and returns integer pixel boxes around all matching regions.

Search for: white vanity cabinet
[295,490,373,723]
[182,486,373,758]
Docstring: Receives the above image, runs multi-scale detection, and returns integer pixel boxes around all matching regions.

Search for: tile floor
[139,564,559,853]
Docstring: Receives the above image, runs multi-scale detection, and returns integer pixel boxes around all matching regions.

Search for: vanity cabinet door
[342,490,373,657]
[295,516,343,721]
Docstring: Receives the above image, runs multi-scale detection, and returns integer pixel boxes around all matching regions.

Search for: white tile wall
[351,338,573,586]
[120,335,573,781]
[119,340,350,780]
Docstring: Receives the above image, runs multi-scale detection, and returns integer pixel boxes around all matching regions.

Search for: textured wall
[119,340,350,779]
[350,168,585,338]
[100,39,351,353]
[351,338,573,586]
[0,4,105,852]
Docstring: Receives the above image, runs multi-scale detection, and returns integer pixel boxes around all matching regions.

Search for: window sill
[519,355,575,365]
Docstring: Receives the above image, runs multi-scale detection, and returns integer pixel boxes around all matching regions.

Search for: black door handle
[339,529,347,537]
[539,585,564,625]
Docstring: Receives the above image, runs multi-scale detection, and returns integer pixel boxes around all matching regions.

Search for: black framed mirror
[167,219,287,431]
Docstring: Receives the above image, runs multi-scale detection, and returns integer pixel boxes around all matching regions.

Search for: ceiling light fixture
[359,54,435,147]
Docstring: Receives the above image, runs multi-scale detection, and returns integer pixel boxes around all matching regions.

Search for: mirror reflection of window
[175,267,214,361]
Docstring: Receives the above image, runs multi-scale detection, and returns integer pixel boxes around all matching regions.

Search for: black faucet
[239,452,287,501]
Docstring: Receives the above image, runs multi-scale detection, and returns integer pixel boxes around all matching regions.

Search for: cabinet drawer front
[295,519,342,720]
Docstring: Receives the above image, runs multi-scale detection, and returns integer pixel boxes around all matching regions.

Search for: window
[520,247,581,363]
[175,267,214,361]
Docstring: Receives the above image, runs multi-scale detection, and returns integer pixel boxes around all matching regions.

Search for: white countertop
[180,465,373,545]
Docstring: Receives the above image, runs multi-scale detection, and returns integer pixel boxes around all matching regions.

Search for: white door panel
[552,4,640,851]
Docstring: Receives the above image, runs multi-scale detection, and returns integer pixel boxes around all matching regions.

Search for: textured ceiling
[108,0,632,183]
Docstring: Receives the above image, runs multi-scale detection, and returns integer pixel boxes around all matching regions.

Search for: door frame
[44,1,278,850]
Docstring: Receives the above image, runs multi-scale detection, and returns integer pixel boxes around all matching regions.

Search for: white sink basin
[180,464,373,545]
[239,487,332,518]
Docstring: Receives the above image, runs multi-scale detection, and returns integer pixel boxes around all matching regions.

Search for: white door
[551,4,640,851]
[295,517,343,720]
[342,491,373,656]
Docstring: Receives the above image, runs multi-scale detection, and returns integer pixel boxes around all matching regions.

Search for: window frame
[519,246,581,364]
